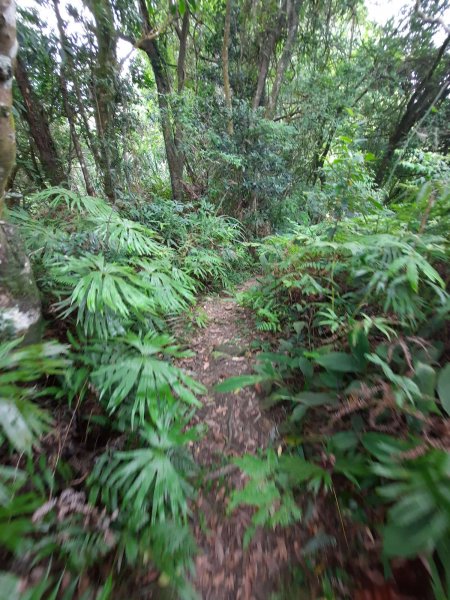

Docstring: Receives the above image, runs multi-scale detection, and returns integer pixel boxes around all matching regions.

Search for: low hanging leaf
[413,362,437,398]
[291,391,338,422]
[0,398,52,454]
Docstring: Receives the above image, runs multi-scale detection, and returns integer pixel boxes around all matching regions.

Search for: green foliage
[229,450,330,547]
[229,195,450,593]
[3,187,217,597]
[129,198,251,289]
[308,127,385,221]
[88,332,204,425]
[0,339,69,453]
[53,254,158,338]
[374,449,450,558]
[10,0,450,593]
[89,420,198,523]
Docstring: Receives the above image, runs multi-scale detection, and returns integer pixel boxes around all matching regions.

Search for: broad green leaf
[406,259,419,292]
[362,433,412,461]
[437,363,450,415]
[214,374,267,393]
[315,352,363,373]
[413,362,436,397]
[293,392,337,406]
[0,573,20,600]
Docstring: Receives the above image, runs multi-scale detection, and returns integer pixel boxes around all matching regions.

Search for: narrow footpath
[176,284,303,600]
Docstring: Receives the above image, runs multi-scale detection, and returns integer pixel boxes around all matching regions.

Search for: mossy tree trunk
[85,0,118,201]
[0,0,41,341]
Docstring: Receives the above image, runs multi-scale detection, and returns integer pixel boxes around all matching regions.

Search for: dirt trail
[177,284,303,600]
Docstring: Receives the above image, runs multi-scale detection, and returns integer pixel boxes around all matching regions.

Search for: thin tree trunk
[15,55,66,187]
[137,0,184,200]
[59,70,95,195]
[266,0,301,118]
[252,2,286,110]
[173,6,189,189]
[72,72,103,171]
[222,0,234,134]
[53,0,95,196]
[177,8,189,94]
[0,0,16,206]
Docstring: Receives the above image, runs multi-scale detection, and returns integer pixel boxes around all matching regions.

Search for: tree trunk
[376,34,450,185]
[59,69,96,196]
[15,55,66,187]
[222,0,234,134]
[85,0,118,201]
[177,8,189,94]
[53,0,95,196]
[173,7,190,188]
[266,0,302,118]
[137,0,185,200]
[252,2,286,110]
[0,0,41,341]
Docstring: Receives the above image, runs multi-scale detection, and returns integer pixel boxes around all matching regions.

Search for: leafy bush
[223,204,450,593]
[128,197,251,288]
[1,188,217,597]
[89,419,198,523]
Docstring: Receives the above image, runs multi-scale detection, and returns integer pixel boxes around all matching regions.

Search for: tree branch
[415,0,450,35]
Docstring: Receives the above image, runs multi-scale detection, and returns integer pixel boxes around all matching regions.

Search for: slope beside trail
[176,283,304,600]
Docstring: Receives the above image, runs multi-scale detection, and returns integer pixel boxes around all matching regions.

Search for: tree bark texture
[252,2,286,110]
[15,55,66,187]
[222,0,234,134]
[266,0,302,118]
[86,0,118,200]
[138,0,185,200]
[0,0,41,340]
[376,34,450,185]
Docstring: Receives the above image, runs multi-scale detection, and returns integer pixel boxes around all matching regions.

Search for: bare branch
[415,0,450,35]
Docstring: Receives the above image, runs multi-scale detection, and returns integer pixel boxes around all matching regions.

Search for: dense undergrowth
[2,150,450,599]
[219,179,450,596]
[4,0,450,597]
[0,188,249,599]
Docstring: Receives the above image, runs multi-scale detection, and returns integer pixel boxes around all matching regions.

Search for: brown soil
[176,284,305,600]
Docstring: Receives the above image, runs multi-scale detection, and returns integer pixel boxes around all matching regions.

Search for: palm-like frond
[51,254,157,338]
[90,332,205,425]
[29,187,110,219]
[8,209,70,260]
[183,248,227,286]
[93,215,168,257]
[89,422,197,523]
[134,259,196,314]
